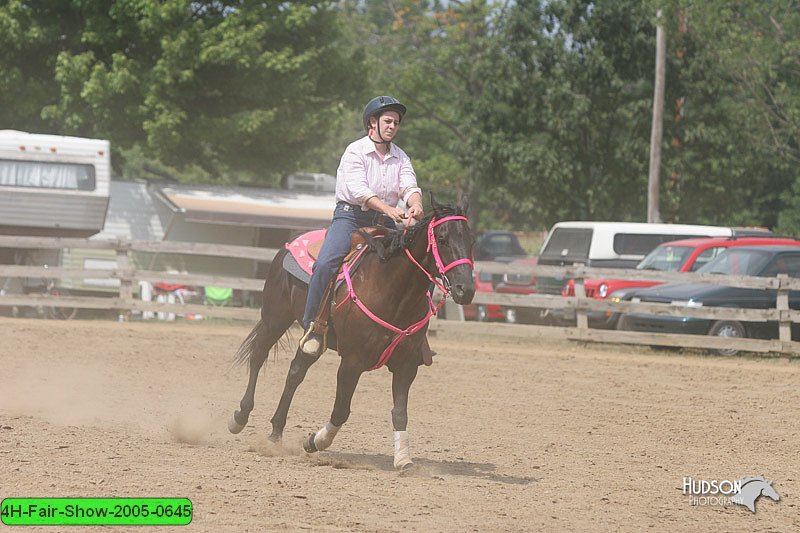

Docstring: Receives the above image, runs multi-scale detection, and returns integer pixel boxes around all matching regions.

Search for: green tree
[684,0,800,233]
[468,0,656,228]
[659,1,799,228]
[0,1,365,183]
[466,0,797,229]
[0,1,62,131]
[342,0,508,226]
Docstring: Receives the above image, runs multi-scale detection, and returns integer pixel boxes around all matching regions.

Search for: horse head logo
[730,476,780,513]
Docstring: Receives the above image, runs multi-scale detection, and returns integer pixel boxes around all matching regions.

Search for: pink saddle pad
[285,229,327,277]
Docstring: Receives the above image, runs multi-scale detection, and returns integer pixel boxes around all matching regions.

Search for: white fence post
[574,263,588,332]
[777,273,791,344]
[115,237,132,321]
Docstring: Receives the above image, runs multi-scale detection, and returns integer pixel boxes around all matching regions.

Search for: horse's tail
[232,248,296,369]
[233,320,265,367]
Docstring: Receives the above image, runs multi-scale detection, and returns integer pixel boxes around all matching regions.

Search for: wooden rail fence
[1,236,799,356]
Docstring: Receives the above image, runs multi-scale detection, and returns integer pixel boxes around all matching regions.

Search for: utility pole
[648,10,666,223]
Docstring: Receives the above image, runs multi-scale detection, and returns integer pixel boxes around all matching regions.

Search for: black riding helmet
[362,96,407,132]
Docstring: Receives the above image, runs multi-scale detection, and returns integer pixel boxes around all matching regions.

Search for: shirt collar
[363,136,397,160]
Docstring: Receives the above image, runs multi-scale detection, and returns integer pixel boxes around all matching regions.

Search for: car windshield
[636,245,694,271]
[539,228,592,263]
[696,248,773,276]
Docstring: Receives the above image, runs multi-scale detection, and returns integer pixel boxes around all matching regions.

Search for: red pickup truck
[559,235,800,328]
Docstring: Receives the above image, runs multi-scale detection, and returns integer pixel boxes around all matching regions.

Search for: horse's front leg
[391,358,419,470]
[304,357,363,453]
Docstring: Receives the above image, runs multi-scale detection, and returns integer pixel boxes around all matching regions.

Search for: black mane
[363,203,464,262]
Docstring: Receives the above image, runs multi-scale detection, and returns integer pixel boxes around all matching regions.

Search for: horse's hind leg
[268,348,323,442]
[390,357,419,470]
[229,312,294,435]
[303,357,363,453]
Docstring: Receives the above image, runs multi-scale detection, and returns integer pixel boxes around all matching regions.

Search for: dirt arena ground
[1,316,799,532]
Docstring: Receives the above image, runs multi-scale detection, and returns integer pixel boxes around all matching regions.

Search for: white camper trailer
[0,130,111,236]
[0,131,111,301]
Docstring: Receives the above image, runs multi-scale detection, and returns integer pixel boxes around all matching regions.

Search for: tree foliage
[467,0,656,228]
[659,0,799,228]
[0,0,365,183]
[340,0,507,224]
[1,0,797,231]
[452,0,798,229]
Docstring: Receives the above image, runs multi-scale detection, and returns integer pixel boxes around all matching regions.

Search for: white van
[282,172,336,193]
[535,221,769,294]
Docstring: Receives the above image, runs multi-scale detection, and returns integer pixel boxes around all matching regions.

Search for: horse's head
[732,476,781,512]
[761,480,780,502]
[429,194,475,304]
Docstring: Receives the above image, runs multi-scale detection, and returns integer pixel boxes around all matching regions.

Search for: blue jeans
[302,202,395,329]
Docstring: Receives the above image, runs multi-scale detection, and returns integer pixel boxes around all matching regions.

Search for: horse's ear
[457,194,469,215]
[429,191,442,211]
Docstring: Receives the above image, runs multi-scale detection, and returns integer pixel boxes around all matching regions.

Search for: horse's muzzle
[451,283,475,305]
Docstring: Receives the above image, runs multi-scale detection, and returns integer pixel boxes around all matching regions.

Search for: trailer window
[0,159,96,191]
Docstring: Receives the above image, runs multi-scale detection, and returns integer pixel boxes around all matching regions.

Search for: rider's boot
[300,276,335,356]
[299,321,326,356]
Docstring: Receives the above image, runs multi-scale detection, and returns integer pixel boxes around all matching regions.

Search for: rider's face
[372,111,401,141]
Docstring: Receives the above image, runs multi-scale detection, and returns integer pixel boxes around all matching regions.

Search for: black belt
[337,202,394,227]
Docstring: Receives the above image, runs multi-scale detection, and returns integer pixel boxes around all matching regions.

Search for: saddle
[283,226,389,350]
[284,227,388,283]
[283,226,436,366]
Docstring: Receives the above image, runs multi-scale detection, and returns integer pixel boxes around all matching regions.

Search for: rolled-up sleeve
[398,154,421,205]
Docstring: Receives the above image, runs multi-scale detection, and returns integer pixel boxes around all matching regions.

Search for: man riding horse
[299,95,425,356]
[229,97,475,470]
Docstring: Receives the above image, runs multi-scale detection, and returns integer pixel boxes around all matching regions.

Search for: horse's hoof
[303,433,318,453]
[398,461,415,472]
[268,432,282,444]
[228,412,247,434]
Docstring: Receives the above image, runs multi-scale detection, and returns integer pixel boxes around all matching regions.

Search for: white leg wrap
[393,430,412,469]
[314,421,340,451]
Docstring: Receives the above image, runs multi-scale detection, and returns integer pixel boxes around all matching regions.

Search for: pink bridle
[404,215,473,294]
[337,215,473,370]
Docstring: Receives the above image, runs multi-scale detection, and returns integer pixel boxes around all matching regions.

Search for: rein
[338,215,473,370]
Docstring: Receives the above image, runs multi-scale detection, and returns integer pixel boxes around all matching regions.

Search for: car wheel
[504,307,517,324]
[476,305,488,322]
[708,320,746,356]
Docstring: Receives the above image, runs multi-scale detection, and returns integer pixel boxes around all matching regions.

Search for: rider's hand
[383,205,406,222]
[407,204,424,220]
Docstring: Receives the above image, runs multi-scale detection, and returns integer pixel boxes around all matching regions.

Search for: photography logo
[683,476,780,513]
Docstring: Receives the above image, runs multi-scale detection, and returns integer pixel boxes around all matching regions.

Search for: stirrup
[299,322,326,356]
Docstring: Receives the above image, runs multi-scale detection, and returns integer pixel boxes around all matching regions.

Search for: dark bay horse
[228,195,475,469]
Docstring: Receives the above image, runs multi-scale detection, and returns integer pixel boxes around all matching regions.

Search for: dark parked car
[621,245,800,355]
[463,231,528,322]
[474,231,527,262]
[559,235,800,329]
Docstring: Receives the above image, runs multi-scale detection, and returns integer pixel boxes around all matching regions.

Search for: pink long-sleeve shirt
[335,136,421,210]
